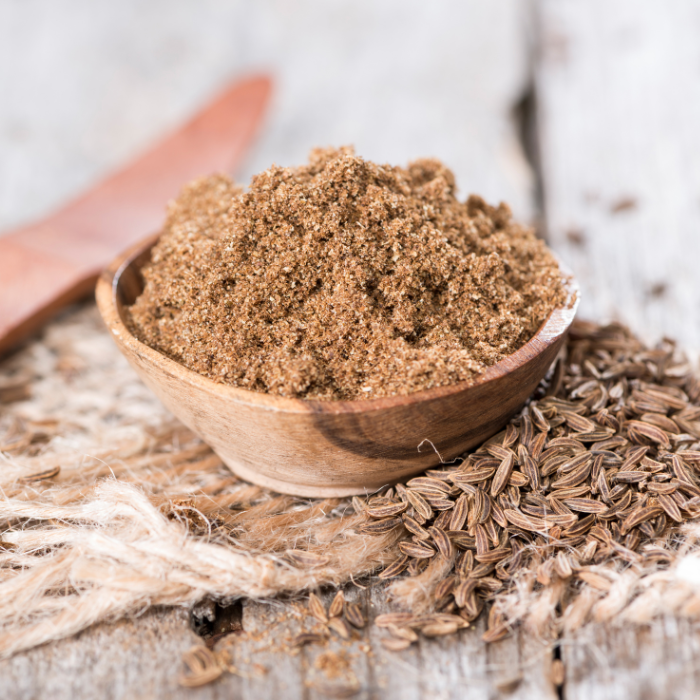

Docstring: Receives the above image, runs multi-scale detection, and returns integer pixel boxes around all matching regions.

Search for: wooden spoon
[0,74,272,357]
[97,237,579,497]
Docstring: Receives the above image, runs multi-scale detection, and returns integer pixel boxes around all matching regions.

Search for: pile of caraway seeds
[350,320,700,648]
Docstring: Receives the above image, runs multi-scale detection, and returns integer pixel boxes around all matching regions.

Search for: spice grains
[127,147,565,400]
[357,321,700,645]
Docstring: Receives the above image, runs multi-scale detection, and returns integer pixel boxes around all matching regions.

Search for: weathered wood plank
[9,593,700,700]
[536,0,700,355]
[223,599,306,700]
[562,618,700,700]
[0,608,199,700]
[0,582,558,700]
[489,627,558,700]
[366,585,554,700]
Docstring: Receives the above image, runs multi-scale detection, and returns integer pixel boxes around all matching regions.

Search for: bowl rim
[96,235,580,417]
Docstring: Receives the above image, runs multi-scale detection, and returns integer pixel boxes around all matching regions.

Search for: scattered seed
[361,322,700,650]
[449,493,469,530]
[381,637,412,651]
[287,550,330,568]
[329,590,345,618]
[388,625,419,642]
[292,633,327,647]
[378,555,410,580]
[357,517,403,535]
[308,592,328,623]
[345,602,366,628]
[399,541,436,559]
[178,646,223,688]
[406,490,434,520]
[491,453,515,497]
[421,621,459,637]
[327,617,352,639]
[366,502,407,518]
[375,613,416,628]
[428,526,454,559]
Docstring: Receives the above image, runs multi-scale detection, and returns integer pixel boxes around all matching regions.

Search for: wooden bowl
[97,236,579,497]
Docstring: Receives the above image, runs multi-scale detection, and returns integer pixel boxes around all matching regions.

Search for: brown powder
[126,147,566,400]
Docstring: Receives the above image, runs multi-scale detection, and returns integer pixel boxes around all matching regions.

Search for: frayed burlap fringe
[0,477,401,657]
[3,305,700,658]
[0,306,401,657]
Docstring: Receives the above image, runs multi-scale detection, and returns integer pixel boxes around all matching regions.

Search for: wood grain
[561,619,700,700]
[0,75,271,357]
[3,556,698,700]
[96,237,578,497]
[536,0,700,356]
[0,608,199,699]
[0,583,557,700]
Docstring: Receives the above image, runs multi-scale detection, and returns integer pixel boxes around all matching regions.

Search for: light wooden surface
[96,236,577,497]
[536,0,700,356]
[561,618,700,700]
[3,1,700,698]
[0,583,558,700]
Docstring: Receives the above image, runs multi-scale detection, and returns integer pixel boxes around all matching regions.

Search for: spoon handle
[0,74,272,356]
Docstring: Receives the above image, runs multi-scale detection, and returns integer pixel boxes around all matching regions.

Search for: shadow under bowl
[96,235,579,497]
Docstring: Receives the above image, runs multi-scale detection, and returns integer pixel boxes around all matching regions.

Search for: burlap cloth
[2,304,700,658]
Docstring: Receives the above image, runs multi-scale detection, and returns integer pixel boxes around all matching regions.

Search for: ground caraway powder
[127,147,566,400]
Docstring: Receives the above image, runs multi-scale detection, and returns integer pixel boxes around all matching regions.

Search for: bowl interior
[110,236,580,414]
[113,241,152,307]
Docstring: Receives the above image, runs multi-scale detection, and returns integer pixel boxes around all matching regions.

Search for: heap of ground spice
[127,147,566,400]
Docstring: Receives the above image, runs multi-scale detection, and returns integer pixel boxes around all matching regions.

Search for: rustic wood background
[2,1,700,698]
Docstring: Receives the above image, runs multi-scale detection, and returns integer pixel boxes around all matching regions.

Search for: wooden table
[4,585,700,699]
[3,2,700,697]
